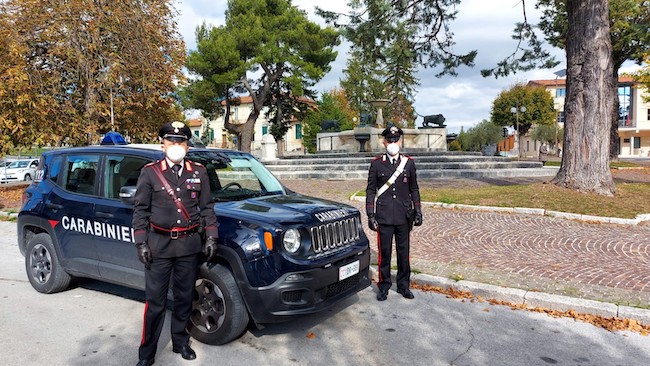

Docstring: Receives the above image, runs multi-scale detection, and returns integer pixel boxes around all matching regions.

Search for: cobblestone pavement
[283,178,650,308]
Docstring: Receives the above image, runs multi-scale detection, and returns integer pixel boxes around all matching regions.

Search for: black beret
[381,125,403,140]
[159,121,191,141]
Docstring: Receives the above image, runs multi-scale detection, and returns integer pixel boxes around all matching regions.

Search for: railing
[618,119,636,128]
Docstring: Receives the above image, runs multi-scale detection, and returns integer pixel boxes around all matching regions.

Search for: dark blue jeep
[17,141,370,345]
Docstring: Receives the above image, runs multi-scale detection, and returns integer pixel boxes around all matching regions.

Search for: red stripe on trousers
[140,301,148,345]
[376,230,382,283]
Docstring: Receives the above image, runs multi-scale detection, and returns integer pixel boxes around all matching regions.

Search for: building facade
[187,96,312,157]
[528,76,650,158]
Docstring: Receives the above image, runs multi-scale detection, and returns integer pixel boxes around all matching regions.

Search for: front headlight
[283,229,301,253]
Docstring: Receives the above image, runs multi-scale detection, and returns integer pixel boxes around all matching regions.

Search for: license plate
[339,260,360,281]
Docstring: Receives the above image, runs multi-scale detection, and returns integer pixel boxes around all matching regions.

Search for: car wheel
[25,233,71,293]
[189,264,250,345]
[24,174,32,181]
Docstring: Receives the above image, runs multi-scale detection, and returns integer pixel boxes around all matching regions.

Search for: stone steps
[263,152,558,180]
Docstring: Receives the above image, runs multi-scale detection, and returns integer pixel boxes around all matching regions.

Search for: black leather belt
[150,224,199,239]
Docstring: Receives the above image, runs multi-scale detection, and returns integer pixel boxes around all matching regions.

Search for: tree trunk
[552,0,615,196]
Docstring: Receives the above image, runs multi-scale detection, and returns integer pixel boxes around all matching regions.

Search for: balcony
[618,119,636,129]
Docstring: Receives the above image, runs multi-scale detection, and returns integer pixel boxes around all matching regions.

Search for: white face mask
[166,145,186,163]
[386,143,400,156]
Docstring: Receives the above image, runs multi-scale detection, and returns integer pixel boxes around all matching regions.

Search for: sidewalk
[282,178,650,325]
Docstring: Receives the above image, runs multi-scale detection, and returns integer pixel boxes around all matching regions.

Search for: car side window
[103,155,150,199]
[63,155,100,195]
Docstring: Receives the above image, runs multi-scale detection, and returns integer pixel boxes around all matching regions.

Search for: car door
[94,154,151,289]
[44,154,101,277]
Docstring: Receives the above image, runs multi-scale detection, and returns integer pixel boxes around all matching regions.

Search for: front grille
[310,216,361,255]
[325,273,362,299]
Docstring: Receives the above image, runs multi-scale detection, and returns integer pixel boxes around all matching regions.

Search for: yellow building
[188,95,314,156]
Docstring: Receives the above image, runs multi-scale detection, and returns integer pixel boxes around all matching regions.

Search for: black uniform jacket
[366,154,421,226]
[132,159,218,258]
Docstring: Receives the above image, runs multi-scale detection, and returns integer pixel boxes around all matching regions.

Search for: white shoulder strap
[376,156,408,198]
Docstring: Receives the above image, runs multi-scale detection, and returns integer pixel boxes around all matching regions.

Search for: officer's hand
[368,213,379,231]
[203,236,218,261]
[414,211,423,226]
[135,242,152,270]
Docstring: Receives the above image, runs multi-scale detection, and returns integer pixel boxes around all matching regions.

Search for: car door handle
[95,212,114,219]
[46,203,63,210]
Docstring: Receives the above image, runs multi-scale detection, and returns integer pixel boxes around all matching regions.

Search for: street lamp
[510,106,526,158]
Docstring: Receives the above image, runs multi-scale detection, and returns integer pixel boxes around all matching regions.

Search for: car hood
[217,193,356,226]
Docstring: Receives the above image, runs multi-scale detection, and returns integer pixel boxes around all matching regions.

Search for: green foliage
[200,122,214,146]
[490,83,555,137]
[447,139,462,151]
[537,0,650,69]
[303,91,355,153]
[458,119,503,152]
[0,0,186,155]
[182,0,339,152]
[531,124,564,148]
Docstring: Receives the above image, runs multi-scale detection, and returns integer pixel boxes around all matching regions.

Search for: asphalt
[4,176,650,327]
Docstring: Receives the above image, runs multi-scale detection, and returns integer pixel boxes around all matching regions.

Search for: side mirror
[119,186,137,205]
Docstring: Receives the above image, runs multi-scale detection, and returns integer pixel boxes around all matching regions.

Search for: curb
[370,267,650,326]
[349,194,650,226]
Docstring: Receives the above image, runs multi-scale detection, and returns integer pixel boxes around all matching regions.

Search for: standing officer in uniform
[366,124,423,301]
[132,121,218,366]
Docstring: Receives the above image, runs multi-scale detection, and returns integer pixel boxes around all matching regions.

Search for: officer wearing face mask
[366,124,423,301]
[132,121,218,366]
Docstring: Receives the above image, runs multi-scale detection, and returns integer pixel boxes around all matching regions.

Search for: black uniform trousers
[376,222,411,293]
[139,252,199,361]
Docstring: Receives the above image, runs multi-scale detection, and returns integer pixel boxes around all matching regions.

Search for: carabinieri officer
[132,121,218,366]
[366,124,423,301]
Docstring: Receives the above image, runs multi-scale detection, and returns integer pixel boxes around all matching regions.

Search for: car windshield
[8,160,30,169]
[187,150,285,202]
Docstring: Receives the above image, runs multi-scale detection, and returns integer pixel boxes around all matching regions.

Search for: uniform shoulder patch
[191,161,204,167]
[372,155,382,161]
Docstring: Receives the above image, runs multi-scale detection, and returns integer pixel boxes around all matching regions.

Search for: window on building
[557,111,565,124]
[623,138,631,143]
[233,107,239,120]
[618,85,632,125]
[634,137,641,149]
[262,126,268,135]
[556,88,566,97]
[647,109,650,121]
[295,124,302,139]
[194,130,199,137]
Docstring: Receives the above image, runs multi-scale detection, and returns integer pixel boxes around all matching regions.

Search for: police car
[17,134,371,345]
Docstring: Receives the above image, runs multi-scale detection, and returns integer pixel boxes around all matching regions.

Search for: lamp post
[510,106,526,158]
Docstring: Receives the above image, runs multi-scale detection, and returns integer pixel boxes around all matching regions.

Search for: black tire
[24,174,32,181]
[189,264,250,345]
[25,233,71,293]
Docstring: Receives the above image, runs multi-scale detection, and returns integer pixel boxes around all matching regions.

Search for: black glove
[414,211,423,226]
[135,242,152,270]
[203,236,218,261]
[368,213,379,231]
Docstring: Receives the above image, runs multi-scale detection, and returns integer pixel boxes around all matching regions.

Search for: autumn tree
[491,83,555,145]
[183,0,338,153]
[0,0,185,155]
[302,89,358,154]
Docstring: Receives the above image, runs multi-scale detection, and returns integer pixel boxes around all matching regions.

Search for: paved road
[283,179,650,308]
[2,222,650,366]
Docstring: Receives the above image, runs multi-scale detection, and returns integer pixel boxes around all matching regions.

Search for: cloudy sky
[173,0,640,133]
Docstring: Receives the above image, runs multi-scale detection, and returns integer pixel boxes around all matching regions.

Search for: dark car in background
[17,137,370,345]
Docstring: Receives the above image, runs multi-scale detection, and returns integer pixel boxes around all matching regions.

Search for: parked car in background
[0,158,39,183]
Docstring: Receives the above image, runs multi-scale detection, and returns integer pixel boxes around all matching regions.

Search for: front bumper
[242,247,371,324]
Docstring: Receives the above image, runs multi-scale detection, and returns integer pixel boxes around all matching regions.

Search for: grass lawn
[419,182,650,219]
[356,181,650,219]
